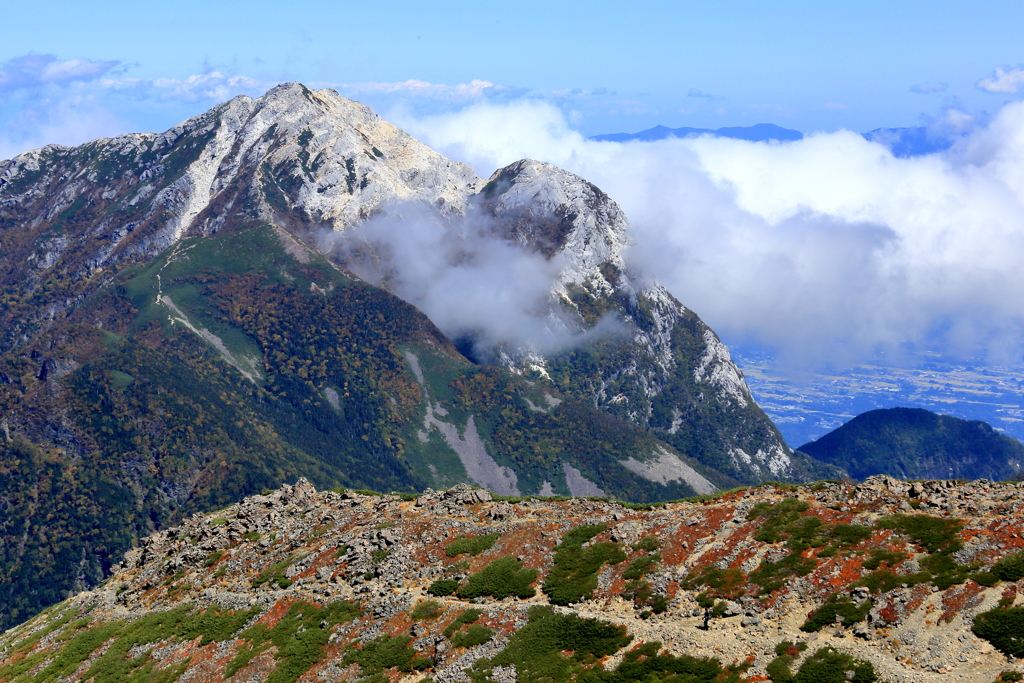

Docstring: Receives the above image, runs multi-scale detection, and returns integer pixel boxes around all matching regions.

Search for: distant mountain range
[590,123,803,143]
[592,123,961,157]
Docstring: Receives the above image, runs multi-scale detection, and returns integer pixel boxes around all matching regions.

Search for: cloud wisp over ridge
[317,201,624,360]
[397,97,1024,371]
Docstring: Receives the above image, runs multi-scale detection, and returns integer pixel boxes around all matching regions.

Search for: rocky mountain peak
[478,158,632,298]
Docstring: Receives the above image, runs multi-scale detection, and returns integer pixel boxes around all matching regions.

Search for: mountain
[796,407,1024,481]
[589,123,804,143]
[4,476,1024,682]
[591,123,961,159]
[0,83,831,627]
[862,127,957,158]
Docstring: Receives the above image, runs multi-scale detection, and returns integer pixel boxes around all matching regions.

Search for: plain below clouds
[397,98,1024,370]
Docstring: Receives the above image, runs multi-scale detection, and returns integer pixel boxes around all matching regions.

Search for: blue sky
[4,0,1024,156]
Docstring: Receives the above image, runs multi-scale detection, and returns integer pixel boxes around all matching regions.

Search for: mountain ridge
[4,476,1024,682]
[0,83,834,626]
[589,123,804,144]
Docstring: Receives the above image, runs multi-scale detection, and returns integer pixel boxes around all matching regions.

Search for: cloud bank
[317,203,621,359]
[395,98,1024,371]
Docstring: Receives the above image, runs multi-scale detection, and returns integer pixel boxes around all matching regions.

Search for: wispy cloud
[977,67,1024,94]
[149,72,267,102]
[330,78,499,100]
[911,81,947,94]
[0,54,120,91]
[687,88,725,101]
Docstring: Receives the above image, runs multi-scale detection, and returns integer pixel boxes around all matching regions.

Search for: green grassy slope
[0,222,723,628]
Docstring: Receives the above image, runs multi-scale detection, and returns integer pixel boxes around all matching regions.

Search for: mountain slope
[474,159,837,484]
[0,219,722,629]
[0,83,831,625]
[3,477,1024,683]
[797,407,1024,481]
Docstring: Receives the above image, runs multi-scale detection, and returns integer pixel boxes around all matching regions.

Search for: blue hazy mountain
[590,123,804,143]
[592,123,961,158]
[862,127,957,158]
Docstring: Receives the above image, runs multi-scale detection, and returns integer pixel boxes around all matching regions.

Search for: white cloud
[316,201,619,357]
[330,78,498,101]
[977,67,1024,94]
[400,98,1024,370]
[0,54,119,91]
[150,72,268,102]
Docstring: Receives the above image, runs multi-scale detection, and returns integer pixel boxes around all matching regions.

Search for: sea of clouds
[392,99,1024,371]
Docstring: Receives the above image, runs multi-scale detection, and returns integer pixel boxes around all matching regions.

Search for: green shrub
[795,646,877,682]
[766,645,876,683]
[971,571,1001,587]
[749,551,817,595]
[993,550,1024,582]
[427,579,460,597]
[451,624,493,648]
[204,550,225,568]
[875,514,963,554]
[973,606,1024,658]
[410,600,443,621]
[443,609,482,639]
[252,557,294,589]
[228,601,362,683]
[747,498,811,543]
[800,595,871,632]
[469,606,632,683]
[632,536,660,552]
[681,566,746,599]
[594,640,735,683]
[458,557,538,600]
[829,524,872,546]
[623,553,661,580]
[60,605,263,683]
[855,568,928,594]
[343,634,431,680]
[469,608,743,683]
[861,549,907,570]
[543,524,626,605]
[766,652,796,683]
[999,671,1024,682]
[623,579,652,605]
[649,594,668,614]
[446,533,501,557]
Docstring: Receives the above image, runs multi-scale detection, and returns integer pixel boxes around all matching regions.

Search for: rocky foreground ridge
[5,478,1024,682]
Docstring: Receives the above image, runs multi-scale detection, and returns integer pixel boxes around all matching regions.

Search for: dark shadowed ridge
[797,407,1024,481]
